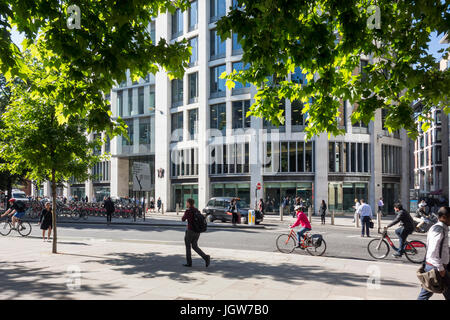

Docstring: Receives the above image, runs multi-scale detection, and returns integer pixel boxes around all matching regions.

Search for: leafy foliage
[217,0,450,139]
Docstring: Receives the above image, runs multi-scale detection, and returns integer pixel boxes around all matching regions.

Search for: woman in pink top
[289,206,312,248]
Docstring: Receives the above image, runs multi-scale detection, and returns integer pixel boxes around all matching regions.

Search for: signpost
[255,182,262,210]
[132,162,151,221]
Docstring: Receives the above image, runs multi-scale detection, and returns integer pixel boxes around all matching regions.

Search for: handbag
[369,221,374,229]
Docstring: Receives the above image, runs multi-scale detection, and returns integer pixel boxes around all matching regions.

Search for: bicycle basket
[311,234,323,247]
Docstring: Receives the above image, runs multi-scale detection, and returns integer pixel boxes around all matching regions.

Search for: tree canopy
[217,0,450,139]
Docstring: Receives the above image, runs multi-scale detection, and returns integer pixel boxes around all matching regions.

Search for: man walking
[417,206,450,300]
[385,203,415,258]
[103,196,115,225]
[157,197,162,213]
[378,197,384,216]
[181,198,210,267]
[356,199,372,237]
[352,198,360,223]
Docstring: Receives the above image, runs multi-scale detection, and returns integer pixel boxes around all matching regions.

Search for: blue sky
[10,29,449,62]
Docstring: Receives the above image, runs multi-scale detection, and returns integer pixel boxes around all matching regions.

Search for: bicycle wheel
[276,234,296,253]
[367,238,390,259]
[0,219,11,236]
[17,221,32,237]
[306,238,327,256]
[404,240,427,264]
[71,209,81,220]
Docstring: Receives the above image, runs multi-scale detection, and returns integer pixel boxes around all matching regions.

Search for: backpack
[14,201,26,212]
[192,209,207,233]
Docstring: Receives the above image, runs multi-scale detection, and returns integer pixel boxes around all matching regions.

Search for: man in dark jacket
[385,203,415,258]
[181,198,210,267]
[103,197,115,225]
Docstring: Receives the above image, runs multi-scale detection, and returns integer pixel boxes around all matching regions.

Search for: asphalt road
[12,219,428,266]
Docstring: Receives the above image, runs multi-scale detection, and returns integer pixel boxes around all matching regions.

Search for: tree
[0,0,192,134]
[217,0,450,139]
[0,44,110,253]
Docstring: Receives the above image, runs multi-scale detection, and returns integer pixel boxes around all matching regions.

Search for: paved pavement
[0,235,441,300]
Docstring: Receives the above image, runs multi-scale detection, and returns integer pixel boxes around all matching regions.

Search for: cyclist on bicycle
[384,203,415,258]
[289,205,312,249]
[0,198,26,230]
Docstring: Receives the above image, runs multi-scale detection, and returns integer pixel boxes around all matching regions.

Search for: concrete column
[401,129,410,210]
[314,134,328,214]
[154,13,172,210]
[85,180,94,202]
[250,87,262,210]
[110,157,129,198]
[43,181,51,197]
[63,183,71,199]
[197,0,210,210]
[371,109,383,211]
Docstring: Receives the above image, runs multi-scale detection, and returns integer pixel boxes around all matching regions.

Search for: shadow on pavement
[84,251,416,289]
[0,262,121,299]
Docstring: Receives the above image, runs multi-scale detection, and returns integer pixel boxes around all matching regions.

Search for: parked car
[6,189,29,203]
[202,197,264,224]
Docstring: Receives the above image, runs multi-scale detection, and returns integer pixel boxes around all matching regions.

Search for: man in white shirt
[417,206,450,300]
[352,198,360,223]
[377,197,384,216]
[356,199,373,237]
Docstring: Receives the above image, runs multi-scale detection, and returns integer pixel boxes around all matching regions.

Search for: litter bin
[248,210,255,226]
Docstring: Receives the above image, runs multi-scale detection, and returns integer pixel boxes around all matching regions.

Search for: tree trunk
[51,170,57,254]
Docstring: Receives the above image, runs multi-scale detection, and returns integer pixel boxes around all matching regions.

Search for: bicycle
[367,229,426,264]
[276,228,327,256]
[0,216,32,237]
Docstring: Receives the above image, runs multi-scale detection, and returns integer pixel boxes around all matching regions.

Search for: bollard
[308,207,312,224]
[355,213,360,228]
[331,210,335,225]
[162,203,165,215]
[280,205,283,221]
[377,211,382,233]
[176,203,180,215]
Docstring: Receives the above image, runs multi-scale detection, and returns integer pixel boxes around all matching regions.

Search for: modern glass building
[51,0,411,214]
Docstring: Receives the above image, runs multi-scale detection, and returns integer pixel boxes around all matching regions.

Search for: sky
[10,29,449,63]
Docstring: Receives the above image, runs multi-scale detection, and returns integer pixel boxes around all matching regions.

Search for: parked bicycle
[276,228,327,256]
[0,216,32,237]
[367,229,426,263]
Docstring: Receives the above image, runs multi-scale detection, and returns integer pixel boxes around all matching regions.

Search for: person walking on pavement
[356,199,373,237]
[352,198,360,223]
[258,198,265,216]
[378,197,384,216]
[417,206,450,300]
[228,198,239,226]
[103,196,115,225]
[181,198,210,267]
[320,200,327,224]
[385,203,415,257]
[157,197,162,213]
[38,202,53,241]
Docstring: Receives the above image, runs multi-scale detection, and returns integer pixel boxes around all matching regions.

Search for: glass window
[171,112,183,142]
[210,0,226,22]
[149,21,156,43]
[188,109,198,140]
[189,37,198,66]
[138,87,144,114]
[188,1,198,31]
[172,8,183,38]
[117,91,123,117]
[128,89,133,115]
[363,143,369,173]
[188,72,198,103]
[171,79,183,107]
[435,129,442,142]
[292,67,307,85]
[297,142,304,172]
[305,142,313,172]
[210,64,226,98]
[210,103,226,134]
[232,33,242,53]
[232,100,251,129]
[123,120,134,145]
[289,142,296,172]
[291,100,305,128]
[329,142,335,172]
[281,142,288,172]
[360,59,369,82]
[149,86,155,110]
[210,29,226,60]
[139,118,151,145]
[232,61,250,90]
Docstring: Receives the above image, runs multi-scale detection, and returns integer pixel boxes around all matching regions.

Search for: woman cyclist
[289,205,312,249]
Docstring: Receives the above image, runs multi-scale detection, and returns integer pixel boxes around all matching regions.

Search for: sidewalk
[0,236,440,300]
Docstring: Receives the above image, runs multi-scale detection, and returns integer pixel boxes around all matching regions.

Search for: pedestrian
[352,198,360,223]
[320,200,327,224]
[356,199,373,237]
[258,198,265,216]
[378,197,384,216]
[103,196,115,225]
[149,197,155,213]
[38,202,53,242]
[228,198,239,226]
[181,198,210,267]
[417,206,450,300]
[85,195,88,203]
[157,197,162,213]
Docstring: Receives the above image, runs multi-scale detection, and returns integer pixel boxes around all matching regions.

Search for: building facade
[56,0,411,214]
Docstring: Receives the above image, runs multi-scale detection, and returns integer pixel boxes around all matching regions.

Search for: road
[17,218,428,266]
